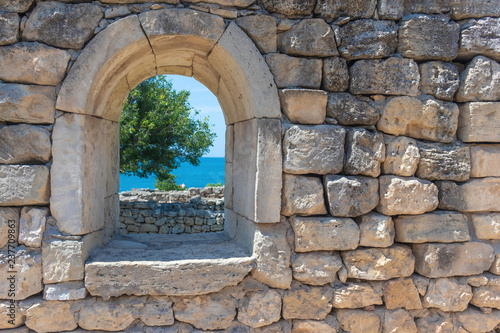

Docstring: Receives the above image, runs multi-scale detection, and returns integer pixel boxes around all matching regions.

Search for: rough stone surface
[470,144,500,178]
[471,213,500,240]
[458,18,500,61]
[0,83,56,124]
[0,207,19,248]
[43,282,87,301]
[350,57,420,96]
[333,282,383,308]
[77,297,143,331]
[0,166,50,206]
[278,19,337,57]
[342,245,415,280]
[23,299,77,333]
[292,320,336,333]
[292,252,343,285]
[141,296,174,326]
[416,142,471,181]
[283,125,345,175]
[457,56,500,102]
[423,278,473,311]
[384,309,418,333]
[344,128,385,177]
[0,301,25,328]
[327,93,379,126]
[414,242,495,277]
[290,216,360,252]
[458,102,500,142]
[377,176,439,216]
[337,309,380,333]
[451,0,500,19]
[0,125,51,164]
[42,238,88,284]
[357,212,394,248]
[457,307,500,333]
[18,207,48,248]
[378,96,459,143]
[23,2,103,49]
[0,247,42,300]
[262,0,315,15]
[266,54,322,88]
[0,13,19,46]
[235,15,276,54]
[279,89,327,125]
[237,290,281,328]
[281,174,326,217]
[314,0,377,21]
[382,136,420,177]
[0,42,70,85]
[419,61,460,101]
[0,0,33,13]
[437,178,500,212]
[173,294,236,330]
[283,283,333,320]
[384,278,422,310]
[322,57,349,92]
[338,20,397,60]
[324,175,379,217]
[471,274,500,309]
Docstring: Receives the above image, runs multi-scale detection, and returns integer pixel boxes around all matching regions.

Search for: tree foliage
[120,76,215,190]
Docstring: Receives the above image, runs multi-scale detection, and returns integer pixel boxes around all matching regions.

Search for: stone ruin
[0,0,499,332]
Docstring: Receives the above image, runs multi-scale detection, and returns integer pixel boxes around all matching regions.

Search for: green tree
[120,76,215,191]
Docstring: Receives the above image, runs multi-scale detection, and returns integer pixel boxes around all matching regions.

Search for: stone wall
[0,0,500,332]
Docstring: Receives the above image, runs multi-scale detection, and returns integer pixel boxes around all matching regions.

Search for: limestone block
[23,299,77,333]
[278,19,337,57]
[416,142,471,181]
[261,0,315,15]
[0,125,51,164]
[333,282,383,308]
[338,20,397,60]
[283,282,333,320]
[0,301,25,328]
[314,0,377,21]
[292,252,343,285]
[173,294,237,330]
[382,136,420,177]
[0,83,56,124]
[141,296,174,326]
[292,320,336,333]
[457,307,500,333]
[0,208,19,248]
[43,282,87,301]
[413,242,495,278]
[336,309,380,333]
[416,312,461,333]
[326,93,379,126]
[23,2,103,49]
[342,245,415,280]
[344,128,385,177]
[237,290,281,328]
[456,56,500,102]
[189,0,254,7]
[350,57,420,96]
[235,15,277,54]
[470,144,500,177]
[384,309,418,333]
[471,274,500,309]
[419,61,460,101]
[458,102,500,142]
[279,89,327,125]
[0,13,19,46]
[0,247,42,300]
[357,212,394,248]
[324,175,379,217]
[77,297,143,331]
[399,15,459,61]
[471,213,500,240]
[378,96,459,143]
[0,0,33,13]
[0,165,50,206]
[377,176,438,216]
[281,174,326,217]
[451,0,500,19]
[18,207,49,248]
[290,216,360,252]
[491,254,500,275]
[0,42,70,86]
[423,278,473,311]
[458,18,500,61]
[266,54,322,89]
[283,125,345,175]
[384,278,422,310]
[437,178,500,212]
[322,57,349,92]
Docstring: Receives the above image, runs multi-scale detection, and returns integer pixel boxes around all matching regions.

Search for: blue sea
[119,157,225,192]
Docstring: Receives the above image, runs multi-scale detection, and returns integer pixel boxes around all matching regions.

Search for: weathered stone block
[0,0,33,13]
[456,56,500,102]
[290,216,360,252]
[384,309,418,333]
[292,319,337,333]
[378,0,452,19]
[279,89,327,125]
[377,176,438,216]
[414,242,495,277]
[0,247,42,300]
[23,299,77,333]
[292,252,343,285]
[278,19,337,57]
[18,207,48,248]
[266,53,322,89]
[491,254,500,275]
[378,96,459,143]
[237,290,281,328]
[0,13,19,46]
[0,166,50,206]
[326,93,379,126]
[0,301,25,328]
[314,0,377,21]
[283,282,333,320]
[470,144,500,178]
[416,142,471,181]
[471,213,500,240]
[451,0,500,19]
[357,212,394,248]
[0,207,19,248]
[342,245,415,280]
[350,57,420,96]
[458,102,500,142]
[283,125,345,175]
[470,274,500,309]
[174,294,236,330]
[458,18,500,61]
[281,174,326,217]
[419,61,460,101]
[0,125,51,164]
[140,296,174,327]
[338,20,397,60]
[382,136,420,177]
[322,57,349,92]
[337,309,380,333]
[384,278,422,310]
[457,308,500,333]
[0,42,70,86]
[0,83,56,124]
[423,278,472,312]
[344,128,385,177]
[333,282,383,308]
[262,0,315,15]
[235,15,276,54]
[43,282,87,301]
[437,178,500,212]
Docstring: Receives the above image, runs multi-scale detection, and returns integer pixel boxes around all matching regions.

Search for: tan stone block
[0,301,25,328]
[278,19,338,57]
[23,299,77,333]
[0,125,51,165]
[437,178,500,212]
[140,296,174,326]
[457,307,500,333]
[0,247,42,300]
[283,283,333,320]
[458,17,500,62]
[0,207,19,248]
[490,253,500,275]
[235,15,277,54]
[383,309,418,333]
[266,53,322,89]
[18,206,49,248]
[292,252,343,286]
[458,102,500,142]
[43,282,87,301]
[423,278,472,312]
[279,89,327,125]
[471,274,500,310]
[77,297,143,331]
[470,144,500,178]
[0,165,50,206]
[0,83,55,124]
[333,282,383,308]
[456,56,500,102]
[173,294,236,330]
[281,174,326,217]
[336,309,380,333]
[357,212,394,248]
[237,290,281,328]
[384,278,422,310]
[382,136,420,177]
[471,213,500,240]
[292,319,336,333]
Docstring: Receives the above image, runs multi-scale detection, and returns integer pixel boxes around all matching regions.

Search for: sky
[165,75,225,158]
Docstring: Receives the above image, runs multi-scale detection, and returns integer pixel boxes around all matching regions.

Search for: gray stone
[189,0,255,7]
[357,212,394,248]
[419,61,460,101]
[278,19,337,57]
[326,93,379,126]
[377,96,459,143]
[471,213,500,240]
[322,57,349,92]
[382,136,420,177]
[394,211,470,243]
[290,216,360,252]
[414,242,495,278]
[456,56,500,102]
[0,165,50,206]
[378,0,452,19]
[18,207,48,248]
[237,290,282,328]
[451,0,500,19]
[0,207,19,249]
[0,0,33,13]
[423,278,473,312]
[261,0,315,15]
[437,178,500,212]
[324,175,379,218]
[0,83,56,124]
[0,13,19,46]
[338,20,397,60]
[314,0,377,21]
[281,174,326,217]
[350,57,420,96]
[0,42,70,86]
[43,281,87,301]
[457,307,500,333]
[0,247,42,300]
[344,128,385,177]
[23,2,103,49]
[333,282,383,308]
[283,282,334,320]
[416,142,471,181]
[458,18,500,61]
[266,53,322,88]
[279,89,327,125]
[458,102,500,142]
[283,125,345,175]
[173,294,236,330]
[104,6,131,19]
[292,252,343,285]
[0,125,51,164]
[236,15,277,54]
[337,309,380,333]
